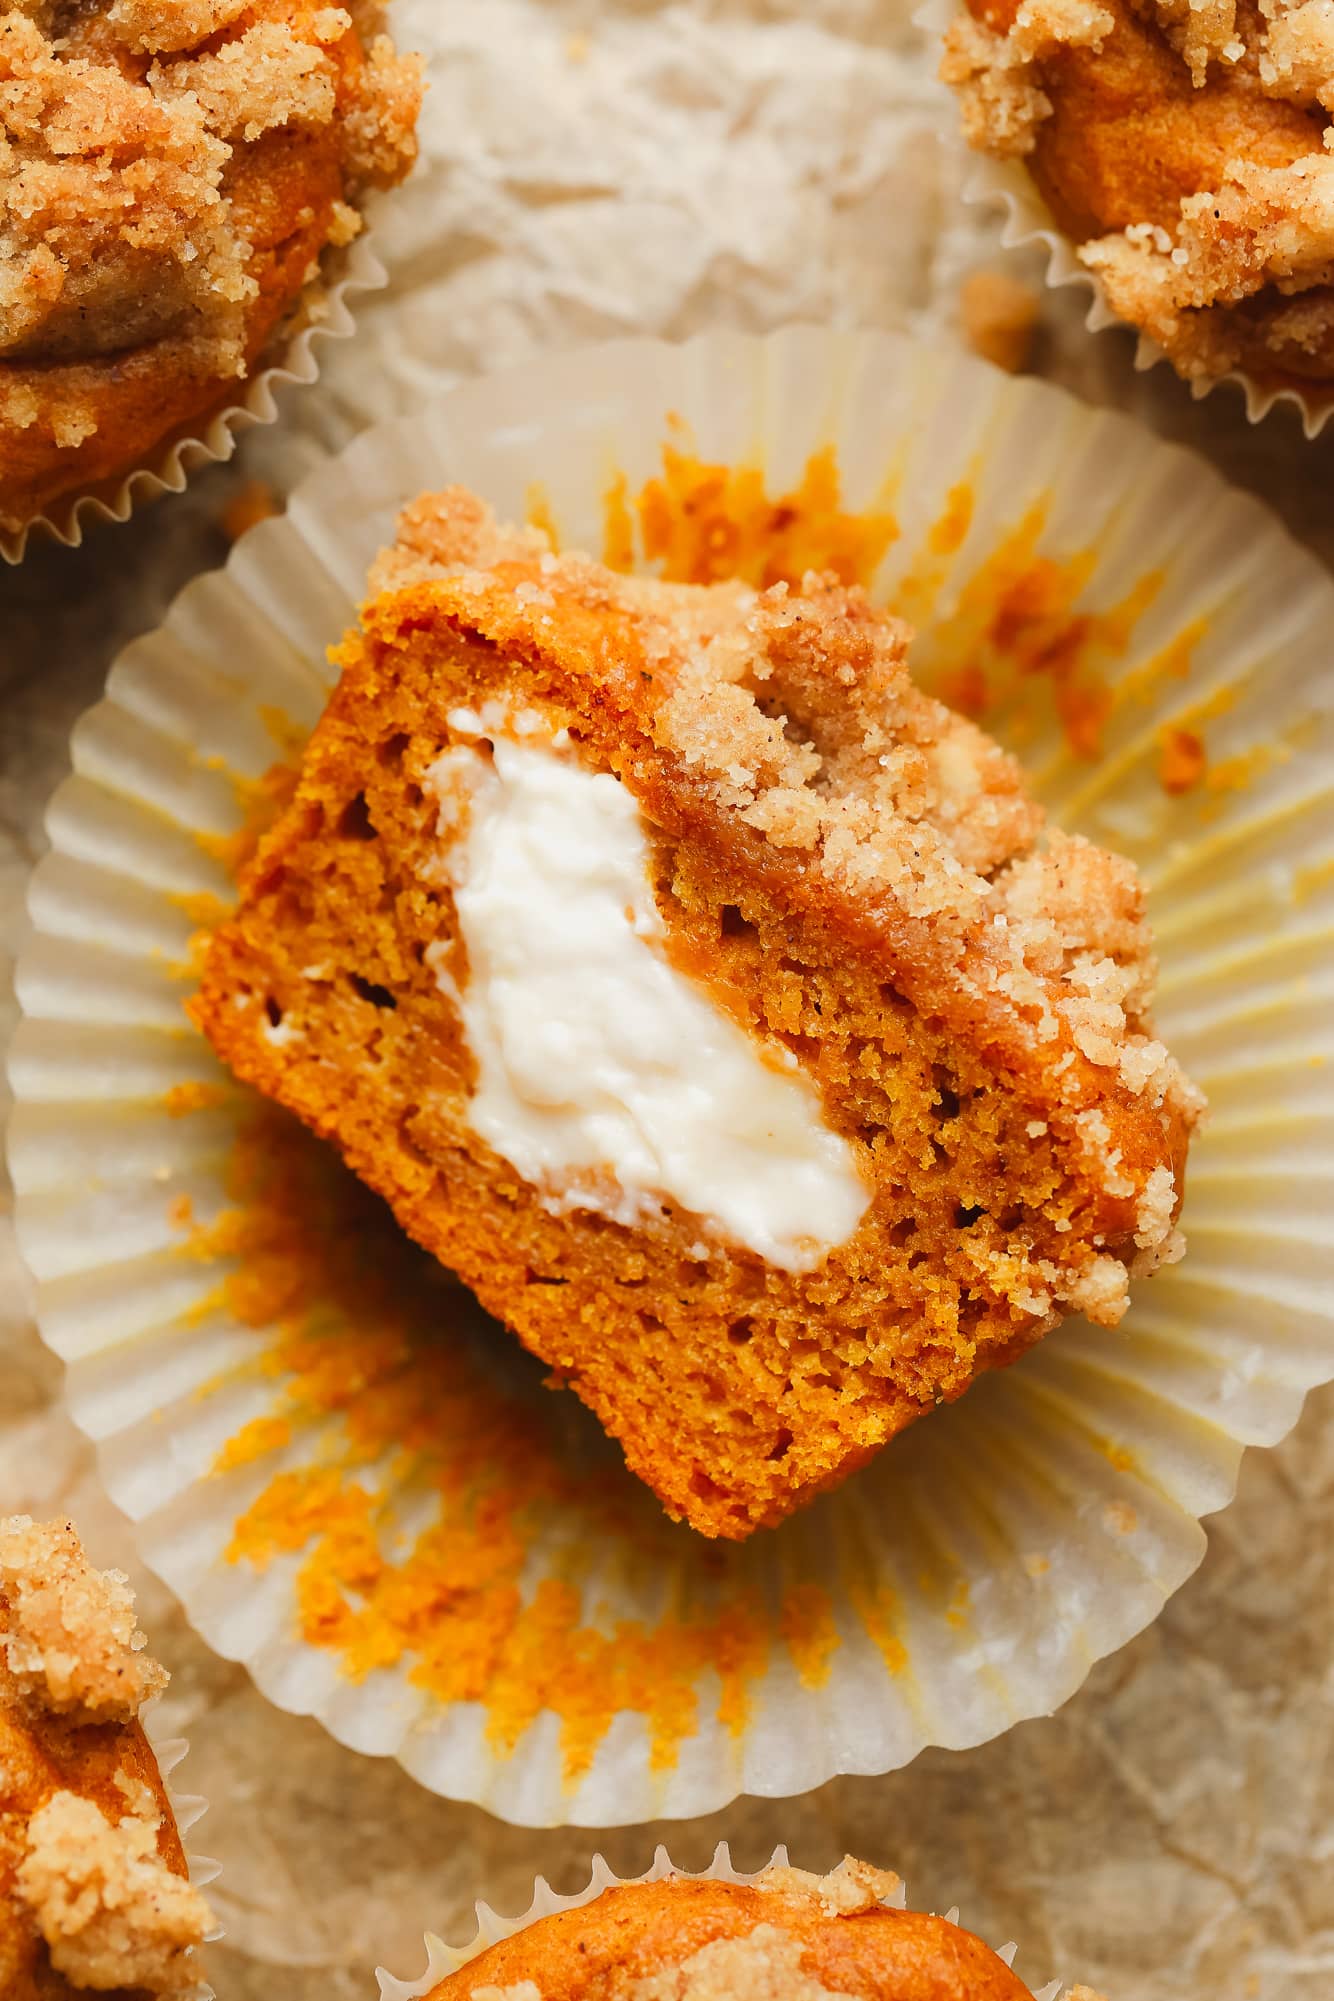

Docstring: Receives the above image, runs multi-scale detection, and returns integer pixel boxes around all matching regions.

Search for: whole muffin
[0,0,422,536]
[941,0,1334,390]
[0,1514,214,2000]
[419,1862,1097,2000]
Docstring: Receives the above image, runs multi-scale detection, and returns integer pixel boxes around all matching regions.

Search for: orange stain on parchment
[172,1104,854,1784]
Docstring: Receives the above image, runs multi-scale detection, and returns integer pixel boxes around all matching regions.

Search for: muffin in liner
[376,1847,1062,2001]
[918,0,1334,438]
[0,229,387,569]
[9,327,1334,1826]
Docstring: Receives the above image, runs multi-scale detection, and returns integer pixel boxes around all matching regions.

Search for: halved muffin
[191,488,1203,1539]
[414,1861,1072,2001]
[0,1515,213,1999]
[0,1,422,536]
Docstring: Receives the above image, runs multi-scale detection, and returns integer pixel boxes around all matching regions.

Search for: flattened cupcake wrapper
[376,1846,1062,2001]
[139,1708,224,1997]
[10,327,1334,1827]
[916,0,1334,438]
[1,229,388,567]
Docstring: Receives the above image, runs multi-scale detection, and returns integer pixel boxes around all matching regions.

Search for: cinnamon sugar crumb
[759,1859,902,1916]
[17,1790,212,1997]
[0,1516,166,1724]
[630,1925,857,2001]
[941,1,1112,157]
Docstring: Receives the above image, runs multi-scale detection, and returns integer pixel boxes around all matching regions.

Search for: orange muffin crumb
[959,267,1042,373]
[941,0,1334,387]
[0,1516,213,1999]
[0,1,422,536]
[421,1865,1036,2001]
[191,487,1202,1539]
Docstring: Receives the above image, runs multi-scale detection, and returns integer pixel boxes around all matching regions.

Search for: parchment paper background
[2,4,1331,1996]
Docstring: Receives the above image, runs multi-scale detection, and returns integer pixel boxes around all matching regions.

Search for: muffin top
[941,0,1334,384]
[423,1861,1092,2000]
[0,1515,213,1999]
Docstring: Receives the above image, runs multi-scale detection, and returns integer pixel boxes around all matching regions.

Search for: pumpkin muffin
[415,1861,1084,2001]
[941,0,1334,389]
[190,487,1203,1540]
[0,0,422,538]
[0,1515,214,1999]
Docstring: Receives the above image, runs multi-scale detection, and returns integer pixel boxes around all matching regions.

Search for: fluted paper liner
[9,328,1334,1826]
[376,1847,1063,2001]
[138,1709,223,1999]
[918,0,1334,438]
[1,230,387,566]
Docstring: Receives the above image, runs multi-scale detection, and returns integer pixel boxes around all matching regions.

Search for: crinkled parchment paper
[2,4,1331,1997]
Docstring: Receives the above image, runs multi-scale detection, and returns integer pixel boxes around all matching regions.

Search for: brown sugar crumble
[189,481,1203,1539]
[941,0,1334,387]
[0,1,422,534]
[427,1864,1036,2001]
[0,1517,214,1999]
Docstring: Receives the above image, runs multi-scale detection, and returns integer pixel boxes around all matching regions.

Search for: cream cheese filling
[423,715,870,1271]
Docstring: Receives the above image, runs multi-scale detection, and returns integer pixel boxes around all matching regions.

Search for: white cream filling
[423,721,870,1272]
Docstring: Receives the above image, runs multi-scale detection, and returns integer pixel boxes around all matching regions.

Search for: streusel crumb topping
[0,1516,167,1724]
[16,1784,213,1996]
[0,0,420,404]
[942,0,1334,380]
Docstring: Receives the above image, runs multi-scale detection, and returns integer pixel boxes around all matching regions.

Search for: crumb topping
[0,1517,167,1725]
[941,0,1113,157]
[0,0,420,435]
[16,1787,212,1996]
[757,1859,902,1916]
[629,1925,859,2001]
[943,0,1334,380]
[1081,151,1334,378]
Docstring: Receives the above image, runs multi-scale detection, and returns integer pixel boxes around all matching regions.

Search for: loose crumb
[960,268,1042,373]
[221,478,283,543]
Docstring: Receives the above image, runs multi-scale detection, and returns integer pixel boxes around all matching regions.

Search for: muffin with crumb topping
[941,0,1334,391]
[0,1514,214,2000]
[415,1861,1094,2001]
[0,0,421,538]
[190,485,1202,1540]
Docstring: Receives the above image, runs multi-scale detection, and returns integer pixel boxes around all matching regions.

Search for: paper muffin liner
[9,326,1334,1826]
[129,1707,223,1998]
[376,1847,1063,2001]
[917,0,1334,438]
[0,227,388,567]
